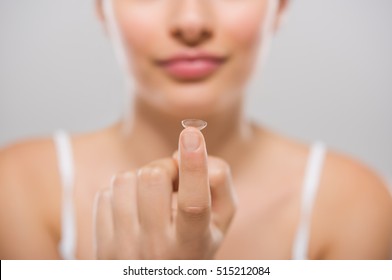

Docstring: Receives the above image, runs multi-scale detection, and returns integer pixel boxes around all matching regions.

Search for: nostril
[168,0,214,45]
[173,29,212,46]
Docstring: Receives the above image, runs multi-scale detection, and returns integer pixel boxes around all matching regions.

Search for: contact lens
[181,119,207,131]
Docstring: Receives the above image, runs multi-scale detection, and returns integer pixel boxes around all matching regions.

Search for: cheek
[112,4,162,65]
[219,3,270,51]
[216,1,275,91]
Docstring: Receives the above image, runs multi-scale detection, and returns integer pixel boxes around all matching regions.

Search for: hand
[93,127,237,259]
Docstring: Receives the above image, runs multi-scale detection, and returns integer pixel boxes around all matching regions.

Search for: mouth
[156,51,227,81]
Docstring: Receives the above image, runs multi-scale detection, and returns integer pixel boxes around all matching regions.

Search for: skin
[0,0,392,259]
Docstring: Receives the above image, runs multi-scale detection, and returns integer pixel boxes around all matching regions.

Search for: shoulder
[0,136,62,258]
[0,137,59,192]
[0,136,61,187]
[256,127,392,259]
[315,148,392,259]
[1,135,54,167]
[0,127,115,259]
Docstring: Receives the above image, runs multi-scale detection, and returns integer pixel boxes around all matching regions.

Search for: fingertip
[111,172,135,188]
[179,127,205,153]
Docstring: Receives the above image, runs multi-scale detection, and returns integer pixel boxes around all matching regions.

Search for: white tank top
[53,130,326,260]
[53,130,76,260]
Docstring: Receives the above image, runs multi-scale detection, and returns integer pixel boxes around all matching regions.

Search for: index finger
[176,127,211,241]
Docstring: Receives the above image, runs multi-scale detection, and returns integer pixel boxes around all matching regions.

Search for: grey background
[0,0,391,188]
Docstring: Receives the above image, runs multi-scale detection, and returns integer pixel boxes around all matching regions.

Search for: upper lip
[156,50,227,65]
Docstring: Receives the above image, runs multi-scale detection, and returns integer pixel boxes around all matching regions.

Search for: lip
[156,51,227,81]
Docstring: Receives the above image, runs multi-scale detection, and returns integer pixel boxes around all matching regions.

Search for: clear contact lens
[181,119,207,131]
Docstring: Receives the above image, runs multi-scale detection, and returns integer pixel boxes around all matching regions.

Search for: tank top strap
[292,141,326,260]
[53,130,76,260]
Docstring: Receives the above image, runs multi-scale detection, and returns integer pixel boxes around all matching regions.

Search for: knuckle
[98,188,112,203]
[111,172,136,201]
[228,201,238,219]
[228,187,238,215]
[111,172,135,189]
[179,204,210,219]
[223,197,238,228]
[209,160,231,186]
[232,196,239,212]
[138,165,168,186]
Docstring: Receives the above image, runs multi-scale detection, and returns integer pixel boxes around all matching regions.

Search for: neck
[115,95,256,170]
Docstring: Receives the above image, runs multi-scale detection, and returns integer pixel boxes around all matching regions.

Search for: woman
[0,0,391,259]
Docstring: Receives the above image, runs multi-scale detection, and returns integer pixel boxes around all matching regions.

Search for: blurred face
[97,0,286,117]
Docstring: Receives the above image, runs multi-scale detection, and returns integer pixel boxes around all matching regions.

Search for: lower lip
[159,59,224,80]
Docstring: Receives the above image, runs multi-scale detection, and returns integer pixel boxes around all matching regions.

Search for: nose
[169,0,213,47]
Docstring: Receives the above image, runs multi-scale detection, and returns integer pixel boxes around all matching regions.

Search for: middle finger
[137,158,178,235]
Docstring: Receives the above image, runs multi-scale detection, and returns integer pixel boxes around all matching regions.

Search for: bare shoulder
[257,128,392,259]
[315,148,392,259]
[0,136,61,189]
[0,136,61,259]
[0,137,61,204]
[0,127,116,259]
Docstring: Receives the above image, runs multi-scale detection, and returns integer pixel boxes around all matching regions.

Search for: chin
[158,96,220,119]
[135,75,241,118]
[161,84,231,117]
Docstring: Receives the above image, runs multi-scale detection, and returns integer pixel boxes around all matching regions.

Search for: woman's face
[97,0,287,117]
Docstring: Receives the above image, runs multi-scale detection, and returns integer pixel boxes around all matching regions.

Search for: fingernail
[182,130,201,152]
